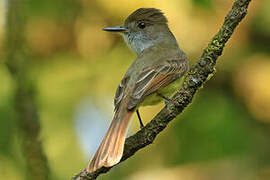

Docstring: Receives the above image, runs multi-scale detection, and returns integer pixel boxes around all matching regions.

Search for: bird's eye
[138,22,146,29]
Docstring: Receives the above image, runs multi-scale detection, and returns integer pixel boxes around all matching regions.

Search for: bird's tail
[87,101,133,173]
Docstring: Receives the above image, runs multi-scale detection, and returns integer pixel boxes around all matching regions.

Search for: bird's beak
[103,26,127,32]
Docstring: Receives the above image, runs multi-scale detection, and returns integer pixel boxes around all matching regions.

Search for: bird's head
[103,8,176,55]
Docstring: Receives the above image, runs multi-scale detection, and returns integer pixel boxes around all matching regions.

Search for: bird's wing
[127,55,188,110]
[114,75,130,112]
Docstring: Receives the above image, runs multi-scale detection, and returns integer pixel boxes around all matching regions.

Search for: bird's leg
[136,109,144,130]
[157,93,171,105]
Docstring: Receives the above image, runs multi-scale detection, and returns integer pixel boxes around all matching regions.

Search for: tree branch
[72,0,252,179]
[4,1,50,179]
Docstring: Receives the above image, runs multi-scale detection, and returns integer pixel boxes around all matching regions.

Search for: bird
[87,8,189,173]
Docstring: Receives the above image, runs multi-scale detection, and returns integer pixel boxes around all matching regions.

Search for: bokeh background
[0,0,270,179]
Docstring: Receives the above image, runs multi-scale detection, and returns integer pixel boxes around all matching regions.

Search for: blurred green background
[0,0,270,179]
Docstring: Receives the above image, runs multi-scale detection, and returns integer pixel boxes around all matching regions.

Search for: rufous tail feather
[87,101,133,173]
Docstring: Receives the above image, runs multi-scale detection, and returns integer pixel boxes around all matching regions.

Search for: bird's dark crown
[124,8,168,26]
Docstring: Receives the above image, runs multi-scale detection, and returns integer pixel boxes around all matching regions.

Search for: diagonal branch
[72,0,252,179]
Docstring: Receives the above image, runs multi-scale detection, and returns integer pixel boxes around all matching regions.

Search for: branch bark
[4,1,50,179]
[72,0,251,179]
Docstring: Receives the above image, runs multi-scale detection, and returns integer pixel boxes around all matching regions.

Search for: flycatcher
[88,8,189,172]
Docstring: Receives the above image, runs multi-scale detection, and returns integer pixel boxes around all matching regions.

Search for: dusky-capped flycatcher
[88,8,189,172]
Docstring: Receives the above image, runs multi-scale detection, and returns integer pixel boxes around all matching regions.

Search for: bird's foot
[157,93,171,105]
[136,109,144,130]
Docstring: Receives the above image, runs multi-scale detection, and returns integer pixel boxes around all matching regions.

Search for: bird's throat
[123,32,155,55]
